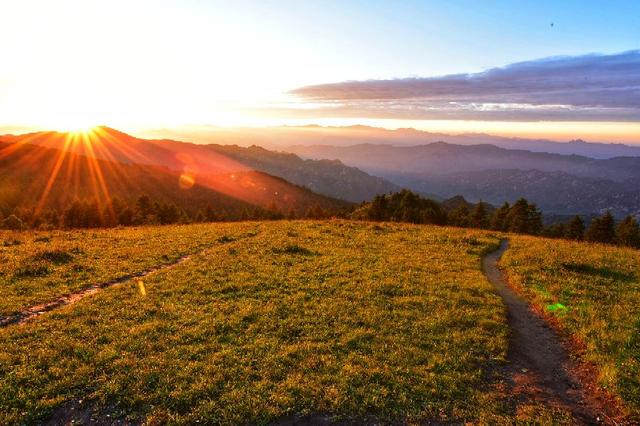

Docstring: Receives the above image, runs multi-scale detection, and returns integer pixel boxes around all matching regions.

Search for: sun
[65,124,99,136]
[50,117,100,135]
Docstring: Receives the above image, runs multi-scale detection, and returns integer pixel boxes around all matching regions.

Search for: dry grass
[501,236,640,418]
[0,221,513,424]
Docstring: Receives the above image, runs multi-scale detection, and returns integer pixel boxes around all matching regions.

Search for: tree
[490,202,510,231]
[505,198,530,233]
[543,222,567,239]
[134,195,157,224]
[83,200,103,228]
[204,204,220,222]
[470,201,488,228]
[118,207,134,226]
[41,209,62,229]
[585,211,616,244]
[449,205,470,227]
[64,200,84,228]
[565,216,585,240]
[616,216,640,248]
[504,198,542,235]
[526,203,543,235]
[157,203,181,224]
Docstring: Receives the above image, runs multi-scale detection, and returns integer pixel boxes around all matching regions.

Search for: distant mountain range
[288,143,640,217]
[3,126,640,219]
[139,124,640,159]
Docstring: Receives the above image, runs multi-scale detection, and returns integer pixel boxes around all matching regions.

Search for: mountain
[422,170,640,217]
[287,143,640,217]
[1,127,398,202]
[203,144,399,202]
[288,143,640,181]
[0,140,350,218]
[137,124,640,159]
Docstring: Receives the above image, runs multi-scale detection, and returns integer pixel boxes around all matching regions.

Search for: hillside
[1,221,637,423]
[0,141,350,219]
[203,144,399,202]
[288,143,640,216]
[0,127,397,203]
[406,170,640,217]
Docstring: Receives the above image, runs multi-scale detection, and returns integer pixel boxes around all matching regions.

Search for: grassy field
[501,236,640,418]
[0,221,518,424]
[0,223,259,317]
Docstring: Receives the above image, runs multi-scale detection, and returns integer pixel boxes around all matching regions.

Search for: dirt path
[0,253,196,328]
[483,240,616,424]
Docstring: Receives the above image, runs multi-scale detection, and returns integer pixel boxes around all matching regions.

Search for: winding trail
[483,240,611,424]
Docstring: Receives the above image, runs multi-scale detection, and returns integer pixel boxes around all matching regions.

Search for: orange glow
[179,173,196,189]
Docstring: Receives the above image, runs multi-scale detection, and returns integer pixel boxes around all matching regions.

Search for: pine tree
[616,216,640,248]
[490,202,510,231]
[526,203,543,235]
[505,198,530,233]
[470,201,488,228]
[585,211,616,244]
[565,216,585,240]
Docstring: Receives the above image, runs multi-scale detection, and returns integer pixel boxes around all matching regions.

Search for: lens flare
[137,280,147,296]
[179,173,196,189]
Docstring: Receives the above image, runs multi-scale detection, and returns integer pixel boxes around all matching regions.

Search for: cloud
[289,51,640,121]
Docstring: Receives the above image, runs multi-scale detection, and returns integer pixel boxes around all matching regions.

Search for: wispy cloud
[289,51,640,121]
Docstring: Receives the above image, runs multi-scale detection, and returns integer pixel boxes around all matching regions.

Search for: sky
[1,0,639,142]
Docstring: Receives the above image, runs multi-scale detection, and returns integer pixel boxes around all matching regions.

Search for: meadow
[501,237,640,419]
[0,221,524,424]
[0,223,261,317]
[1,221,636,424]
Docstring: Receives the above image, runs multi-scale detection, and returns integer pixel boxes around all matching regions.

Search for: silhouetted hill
[1,127,396,202]
[0,140,350,217]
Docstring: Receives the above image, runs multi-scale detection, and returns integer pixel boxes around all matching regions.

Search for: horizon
[1,0,639,143]
[3,122,640,147]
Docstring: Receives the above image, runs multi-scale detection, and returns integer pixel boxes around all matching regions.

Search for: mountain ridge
[1,127,397,203]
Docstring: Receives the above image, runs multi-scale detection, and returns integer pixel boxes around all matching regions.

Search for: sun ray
[35,133,74,215]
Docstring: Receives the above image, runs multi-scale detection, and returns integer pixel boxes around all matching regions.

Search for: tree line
[0,195,336,231]
[353,190,640,249]
[2,189,638,249]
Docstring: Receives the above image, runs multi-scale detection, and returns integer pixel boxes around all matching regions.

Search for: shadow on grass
[561,262,636,282]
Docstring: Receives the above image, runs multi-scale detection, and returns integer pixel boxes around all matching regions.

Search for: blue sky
[188,0,640,79]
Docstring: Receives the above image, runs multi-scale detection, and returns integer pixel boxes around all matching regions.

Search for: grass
[0,221,514,424]
[501,236,640,417]
[0,223,259,317]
